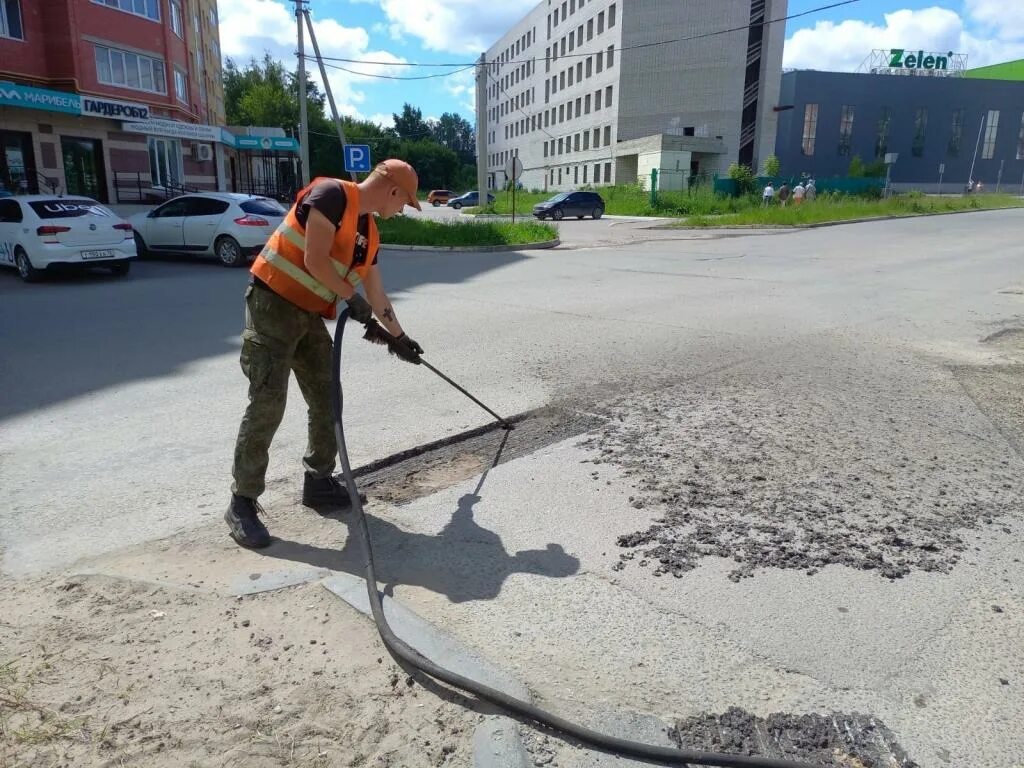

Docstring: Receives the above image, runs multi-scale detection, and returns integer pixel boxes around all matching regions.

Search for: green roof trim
[965,59,1024,81]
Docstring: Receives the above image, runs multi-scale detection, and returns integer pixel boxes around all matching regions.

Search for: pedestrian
[793,181,806,205]
[805,178,816,201]
[777,183,791,207]
[225,159,425,549]
[762,182,775,206]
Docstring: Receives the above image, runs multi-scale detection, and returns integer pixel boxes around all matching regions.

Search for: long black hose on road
[329,310,814,768]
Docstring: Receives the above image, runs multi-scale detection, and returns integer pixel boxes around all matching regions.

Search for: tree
[763,154,781,177]
[848,155,866,177]
[727,163,756,195]
[429,112,476,164]
[393,103,430,141]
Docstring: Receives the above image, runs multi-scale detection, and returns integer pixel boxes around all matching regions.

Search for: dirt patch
[578,342,1023,582]
[670,707,918,768]
[0,572,478,767]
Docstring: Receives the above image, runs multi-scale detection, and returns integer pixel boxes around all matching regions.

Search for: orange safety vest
[251,178,380,319]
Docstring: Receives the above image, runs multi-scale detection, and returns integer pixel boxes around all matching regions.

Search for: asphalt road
[2,208,1023,766]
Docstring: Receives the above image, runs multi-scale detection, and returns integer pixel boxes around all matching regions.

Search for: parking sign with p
[343,144,371,173]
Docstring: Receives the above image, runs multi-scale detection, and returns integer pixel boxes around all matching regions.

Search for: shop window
[912,107,927,158]
[982,110,1000,159]
[801,103,819,156]
[1,0,24,39]
[95,44,166,94]
[94,0,160,22]
[837,105,855,156]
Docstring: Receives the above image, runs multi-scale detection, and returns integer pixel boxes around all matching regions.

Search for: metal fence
[113,172,200,204]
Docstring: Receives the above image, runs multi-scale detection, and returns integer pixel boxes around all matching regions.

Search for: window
[801,103,819,156]
[574,166,579,184]
[607,45,614,67]
[570,0,575,12]
[577,27,582,46]
[170,0,183,37]
[587,19,593,40]
[982,110,1000,159]
[558,137,564,154]
[604,162,611,182]
[603,125,611,145]
[566,101,572,119]
[544,143,549,158]
[1,0,24,39]
[596,51,603,73]
[595,89,602,110]
[559,104,565,122]
[605,85,612,106]
[585,94,591,114]
[608,3,616,26]
[568,67,573,86]
[95,44,166,94]
[594,164,600,183]
[838,105,855,156]
[583,130,590,149]
[593,127,600,147]
[560,71,565,89]
[575,97,581,116]
[586,57,592,77]
[583,166,588,183]
[545,80,550,102]
[568,33,574,52]
[577,62,582,82]
[0,199,23,223]
[912,107,927,158]
[560,38,566,56]
[1017,113,1024,161]
[553,9,558,25]
[574,134,580,151]
[598,11,604,33]
[875,106,891,158]
[946,108,962,157]
[95,0,159,21]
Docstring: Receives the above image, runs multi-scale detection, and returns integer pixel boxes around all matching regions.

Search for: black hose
[330,310,814,768]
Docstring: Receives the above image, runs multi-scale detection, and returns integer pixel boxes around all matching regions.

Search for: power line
[305,56,476,80]
[310,0,861,68]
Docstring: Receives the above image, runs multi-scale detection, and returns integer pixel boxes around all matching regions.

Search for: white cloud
[444,68,477,115]
[783,4,1024,72]
[375,0,537,54]
[217,0,409,119]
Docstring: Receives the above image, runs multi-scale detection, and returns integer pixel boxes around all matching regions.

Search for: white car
[130,193,286,267]
[0,195,135,282]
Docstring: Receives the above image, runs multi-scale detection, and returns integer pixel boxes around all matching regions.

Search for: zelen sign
[888,49,954,71]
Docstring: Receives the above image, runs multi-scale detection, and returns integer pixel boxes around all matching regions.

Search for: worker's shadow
[259,435,581,603]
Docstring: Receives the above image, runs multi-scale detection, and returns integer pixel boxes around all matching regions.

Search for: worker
[225,159,424,549]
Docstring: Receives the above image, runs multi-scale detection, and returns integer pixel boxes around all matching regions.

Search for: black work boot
[224,495,271,549]
[301,473,365,510]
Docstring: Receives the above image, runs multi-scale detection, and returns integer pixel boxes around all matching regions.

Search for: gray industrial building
[481,0,787,192]
[774,68,1024,192]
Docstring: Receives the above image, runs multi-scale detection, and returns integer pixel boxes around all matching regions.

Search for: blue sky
[217,0,1024,128]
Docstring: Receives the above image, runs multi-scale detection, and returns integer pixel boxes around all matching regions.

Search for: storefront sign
[220,132,300,152]
[888,49,954,71]
[0,82,81,115]
[121,118,223,142]
[81,96,149,120]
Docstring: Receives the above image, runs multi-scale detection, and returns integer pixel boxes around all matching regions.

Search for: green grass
[378,215,557,246]
[679,193,1024,227]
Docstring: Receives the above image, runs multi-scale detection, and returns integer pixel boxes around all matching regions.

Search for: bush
[848,155,866,178]
[763,154,781,177]
[727,163,757,196]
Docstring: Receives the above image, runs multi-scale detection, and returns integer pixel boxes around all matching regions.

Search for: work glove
[362,320,422,365]
[345,293,373,324]
[398,333,424,356]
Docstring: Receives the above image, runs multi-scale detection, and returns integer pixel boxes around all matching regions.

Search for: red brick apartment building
[0,0,233,203]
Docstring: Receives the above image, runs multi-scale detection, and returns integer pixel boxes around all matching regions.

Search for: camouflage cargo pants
[231,283,336,499]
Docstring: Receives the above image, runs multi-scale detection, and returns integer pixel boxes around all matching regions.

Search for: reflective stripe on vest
[259,245,337,303]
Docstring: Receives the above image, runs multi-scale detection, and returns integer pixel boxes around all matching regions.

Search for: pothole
[356,406,603,504]
[670,707,918,768]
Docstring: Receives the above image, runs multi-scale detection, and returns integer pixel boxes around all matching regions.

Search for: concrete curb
[321,572,533,767]
[380,239,560,253]
[656,205,1024,232]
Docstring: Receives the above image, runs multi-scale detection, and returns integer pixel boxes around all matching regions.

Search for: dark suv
[532,191,605,220]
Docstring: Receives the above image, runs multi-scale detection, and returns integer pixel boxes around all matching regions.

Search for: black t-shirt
[294,179,377,267]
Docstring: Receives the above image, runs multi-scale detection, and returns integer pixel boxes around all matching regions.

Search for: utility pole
[475,53,488,199]
[295,0,310,186]
[303,8,355,181]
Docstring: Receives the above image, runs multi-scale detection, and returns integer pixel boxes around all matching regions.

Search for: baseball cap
[372,159,421,210]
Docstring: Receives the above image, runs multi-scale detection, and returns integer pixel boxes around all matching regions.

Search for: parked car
[427,189,455,206]
[533,191,605,220]
[0,195,135,283]
[447,191,496,209]
[130,193,286,267]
